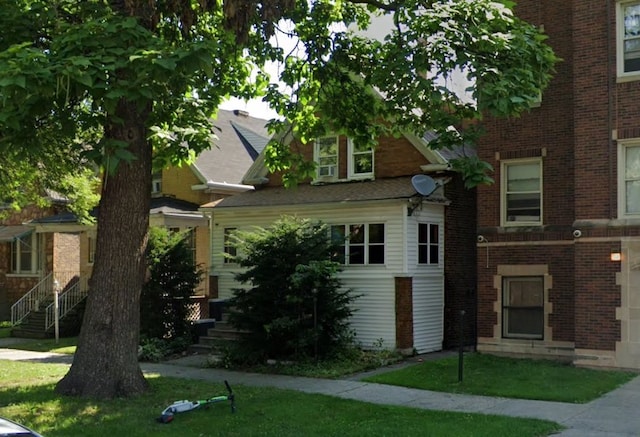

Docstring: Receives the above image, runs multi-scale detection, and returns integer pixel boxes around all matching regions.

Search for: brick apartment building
[476,1,640,369]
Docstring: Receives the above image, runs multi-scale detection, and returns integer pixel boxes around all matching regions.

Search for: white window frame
[417,222,440,265]
[151,171,162,195]
[347,138,374,180]
[501,158,543,227]
[330,223,385,265]
[617,0,640,80]
[10,232,40,276]
[314,136,339,181]
[618,139,640,217]
[223,227,237,264]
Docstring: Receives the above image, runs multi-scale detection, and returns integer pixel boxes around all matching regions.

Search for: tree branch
[347,0,398,12]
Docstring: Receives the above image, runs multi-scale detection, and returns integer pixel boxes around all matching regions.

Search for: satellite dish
[411,174,437,196]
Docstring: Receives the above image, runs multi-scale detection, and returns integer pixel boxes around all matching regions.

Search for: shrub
[227,216,358,362]
[140,227,204,343]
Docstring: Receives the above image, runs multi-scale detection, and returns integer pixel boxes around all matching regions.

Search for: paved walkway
[0,341,638,436]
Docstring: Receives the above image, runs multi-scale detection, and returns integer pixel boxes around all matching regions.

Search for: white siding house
[207,181,446,353]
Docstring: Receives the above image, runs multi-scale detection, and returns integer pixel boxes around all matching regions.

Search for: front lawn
[3,336,78,354]
[0,360,563,436]
[363,353,637,403]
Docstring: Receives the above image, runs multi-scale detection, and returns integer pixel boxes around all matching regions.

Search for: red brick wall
[572,1,614,219]
[478,1,576,231]
[395,276,414,350]
[476,243,575,343]
[475,0,640,355]
[574,241,621,350]
[265,135,431,187]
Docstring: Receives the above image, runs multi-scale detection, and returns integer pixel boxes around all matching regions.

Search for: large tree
[0,0,557,398]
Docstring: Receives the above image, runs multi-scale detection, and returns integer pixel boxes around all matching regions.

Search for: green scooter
[157,380,235,423]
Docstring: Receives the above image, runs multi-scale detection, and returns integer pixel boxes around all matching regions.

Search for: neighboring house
[0,193,79,322]
[0,109,268,327]
[476,1,640,369]
[203,131,477,354]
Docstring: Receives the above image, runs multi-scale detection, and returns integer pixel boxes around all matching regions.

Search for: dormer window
[348,139,374,179]
[314,136,338,180]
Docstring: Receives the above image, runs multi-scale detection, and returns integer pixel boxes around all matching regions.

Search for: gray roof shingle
[195,110,271,184]
[210,176,448,209]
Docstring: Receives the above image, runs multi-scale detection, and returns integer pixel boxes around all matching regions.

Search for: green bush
[140,227,203,344]
[227,216,358,362]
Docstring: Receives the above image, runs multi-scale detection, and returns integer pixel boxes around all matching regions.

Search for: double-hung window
[418,223,440,265]
[330,223,384,265]
[502,159,542,226]
[223,228,237,264]
[315,136,339,180]
[620,141,640,216]
[151,171,162,195]
[619,1,640,77]
[11,232,39,275]
[347,139,374,179]
[502,276,544,339]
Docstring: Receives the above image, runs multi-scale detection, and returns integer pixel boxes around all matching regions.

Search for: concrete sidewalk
[0,344,638,436]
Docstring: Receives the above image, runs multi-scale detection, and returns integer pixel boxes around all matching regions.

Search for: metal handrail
[10,273,53,325]
[45,276,89,330]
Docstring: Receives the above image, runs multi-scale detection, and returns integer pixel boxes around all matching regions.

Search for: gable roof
[206,176,448,209]
[192,109,271,186]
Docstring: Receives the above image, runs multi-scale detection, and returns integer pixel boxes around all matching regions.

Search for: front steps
[189,308,249,355]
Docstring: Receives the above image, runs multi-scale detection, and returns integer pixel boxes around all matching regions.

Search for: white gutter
[191,181,255,194]
[420,163,451,172]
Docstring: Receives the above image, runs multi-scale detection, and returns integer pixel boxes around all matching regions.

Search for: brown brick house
[476,1,640,369]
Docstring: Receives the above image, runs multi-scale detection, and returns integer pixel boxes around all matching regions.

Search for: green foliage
[55,168,101,224]
[227,216,358,361]
[216,343,404,379]
[137,336,192,362]
[0,0,557,195]
[140,227,203,342]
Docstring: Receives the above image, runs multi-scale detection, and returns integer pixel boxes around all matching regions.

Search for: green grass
[0,360,563,437]
[364,353,638,403]
[3,336,78,354]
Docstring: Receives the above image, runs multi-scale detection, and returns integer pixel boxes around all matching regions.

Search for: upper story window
[619,141,640,216]
[618,1,640,77]
[418,223,440,265]
[151,171,162,195]
[88,234,96,264]
[330,223,385,265]
[11,232,40,275]
[501,159,542,226]
[223,227,237,264]
[348,139,374,179]
[314,136,339,180]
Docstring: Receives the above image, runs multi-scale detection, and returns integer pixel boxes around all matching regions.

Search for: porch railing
[10,271,87,329]
[10,272,53,325]
[45,275,89,331]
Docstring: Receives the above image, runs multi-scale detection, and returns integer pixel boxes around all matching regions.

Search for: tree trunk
[55,100,151,398]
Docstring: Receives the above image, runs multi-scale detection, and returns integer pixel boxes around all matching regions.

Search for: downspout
[607,0,615,220]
